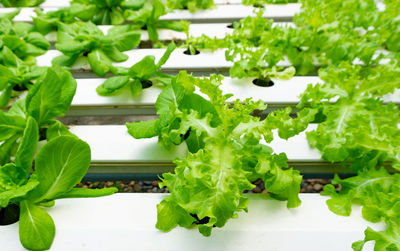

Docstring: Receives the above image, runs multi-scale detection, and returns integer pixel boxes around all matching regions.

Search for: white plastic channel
[36,48,291,71]
[68,124,322,168]
[0,4,300,22]
[71,76,400,108]
[38,0,243,7]
[0,193,380,251]
[44,23,294,43]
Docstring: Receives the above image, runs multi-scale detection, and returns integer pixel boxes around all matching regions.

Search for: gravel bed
[76,178,339,193]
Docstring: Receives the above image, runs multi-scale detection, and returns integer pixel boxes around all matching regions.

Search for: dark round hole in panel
[253,3,265,8]
[12,84,28,91]
[83,51,89,57]
[140,80,153,89]
[183,48,200,55]
[227,23,234,29]
[39,127,48,141]
[0,204,20,226]
[252,78,274,87]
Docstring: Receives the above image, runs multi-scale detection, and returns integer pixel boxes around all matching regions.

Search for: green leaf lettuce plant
[52,21,141,77]
[96,42,176,96]
[127,72,316,236]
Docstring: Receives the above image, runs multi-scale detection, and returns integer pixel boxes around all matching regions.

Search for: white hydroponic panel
[69,77,400,111]
[70,77,319,108]
[44,23,293,43]
[68,124,325,170]
[36,48,291,70]
[38,0,243,7]
[0,4,300,22]
[0,194,380,251]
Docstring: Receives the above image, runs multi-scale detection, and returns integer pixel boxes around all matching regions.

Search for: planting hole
[39,127,48,141]
[140,80,153,89]
[227,23,234,29]
[12,84,28,91]
[183,48,200,55]
[252,78,274,87]
[0,204,20,225]
[253,3,264,8]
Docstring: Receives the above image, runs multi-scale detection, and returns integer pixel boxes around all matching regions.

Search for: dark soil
[76,178,339,193]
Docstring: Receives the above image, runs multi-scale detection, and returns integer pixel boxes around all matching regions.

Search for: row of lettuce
[0,0,299,12]
[1,0,400,250]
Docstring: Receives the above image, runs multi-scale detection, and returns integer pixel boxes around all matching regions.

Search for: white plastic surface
[70,77,320,109]
[0,4,300,22]
[0,193,380,251]
[38,0,243,7]
[68,124,322,164]
[36,48,291,70]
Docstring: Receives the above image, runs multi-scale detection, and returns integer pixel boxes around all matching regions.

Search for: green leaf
[156,199,194,232]
[0,110,26,141]
[15,117,38,178]
[19,200,55,251]
[51,187,118,199]
[88,49,112,77]
[127,119,160,139]
[28,136,91,202]
[156,42,176,68]
[46,120,74,141]
[0,164,39,208]
[96,75,130,96]
[129,79,143,96]
[25,68,63,124]
[128,56,158,80]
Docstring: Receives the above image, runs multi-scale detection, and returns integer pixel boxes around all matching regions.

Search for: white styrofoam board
[68,124,321,164]
[38,0,244,7]
[36,48,291,70]
[70,77,400,110]
[0,4,300,22]
[70,77,320,108]
[45,23,235,42]
[0,193,380,251]
[44,23,294,43]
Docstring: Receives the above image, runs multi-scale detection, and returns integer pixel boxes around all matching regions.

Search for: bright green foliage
[242,0,298,5]
[322,168,400,251]
[70,0,142,25]
[298,63,400,171]
[166,0,215,12]
[128,72,315,235]
[96,42,176,96]
[125,0,190,43]
[0,67,77,166]
[0,47,46,108]
[52,21,141,76]
[0,10,50,64]
[0,134,117,251]
[0,0,44,7]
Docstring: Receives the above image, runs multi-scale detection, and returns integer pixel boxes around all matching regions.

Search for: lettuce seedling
[0,125,117,250]
[127,72,315,235]
[70,0,146,25]
[297,62,400,250]
[0,47,46,108]
[166,0,215,12]
[322,168,400,251]
[0,67,77,165]
[52,21,141,77]
[96,42,176,96]
[0,0,44,6]
[0,10,50,64]
[124,0,190,43]
[298,62,400,171]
